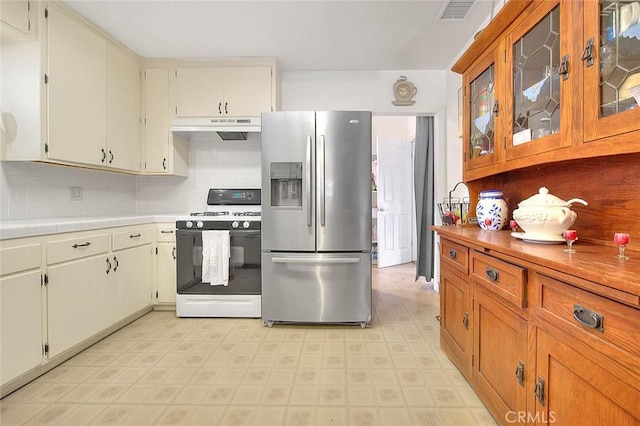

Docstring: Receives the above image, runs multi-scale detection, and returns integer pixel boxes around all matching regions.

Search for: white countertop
[0,214,184,240]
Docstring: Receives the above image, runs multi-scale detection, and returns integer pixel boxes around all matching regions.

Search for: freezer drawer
[261,252,371,327]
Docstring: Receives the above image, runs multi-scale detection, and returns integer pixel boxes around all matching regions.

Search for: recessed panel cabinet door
[46,5,107,166]
[106,44,141,172]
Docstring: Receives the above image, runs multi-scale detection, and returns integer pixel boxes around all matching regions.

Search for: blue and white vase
[476,190,508,231]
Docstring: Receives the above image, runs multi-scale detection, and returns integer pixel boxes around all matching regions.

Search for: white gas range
[175,189,262,318]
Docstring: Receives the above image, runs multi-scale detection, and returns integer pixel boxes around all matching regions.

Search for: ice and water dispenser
[270,162,303,207]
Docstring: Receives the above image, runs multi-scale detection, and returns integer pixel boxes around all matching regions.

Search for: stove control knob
[243,221,250,229]
[186,221,193,228]
[197,221,204,229]
[232,221,239,229]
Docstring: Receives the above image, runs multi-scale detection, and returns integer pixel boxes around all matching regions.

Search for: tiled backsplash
[0,161,137,220]
[0,136,262,220]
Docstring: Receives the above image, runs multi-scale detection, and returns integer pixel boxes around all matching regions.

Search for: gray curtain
[414,116,435,282]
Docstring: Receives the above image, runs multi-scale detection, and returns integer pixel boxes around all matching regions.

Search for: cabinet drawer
[156,224,176,242]
[440,239,469,274]
[47,234,110,265]
[112,228,152,251]
[533,273,640,373]
[472,252,526,308]
[0,244,41,276]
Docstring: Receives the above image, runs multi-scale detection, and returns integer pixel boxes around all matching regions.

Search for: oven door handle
[271,257,360,265]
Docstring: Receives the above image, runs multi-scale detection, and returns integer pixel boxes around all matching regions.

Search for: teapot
[512,187,588,238]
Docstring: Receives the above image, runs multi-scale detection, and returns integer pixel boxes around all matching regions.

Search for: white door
[376,137,413,268]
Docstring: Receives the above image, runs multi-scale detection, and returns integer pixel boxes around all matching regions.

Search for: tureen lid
[518,187,588,207]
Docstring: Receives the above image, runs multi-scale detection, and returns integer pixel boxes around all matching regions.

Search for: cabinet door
[47,5,107,166]
[0,0,30,35]
[143,68,170,173]
[583,0,640,143]
[505,0,577,160]
[156,243,176,304]
[534,328,640,424]
[0,270,43,385]
[440,268,473,380]
[222,67,272,116]
[474,288,528,420]
[175,67,224,117]
[47,255,110,358]
[463,46,503,174]
[106,44,141,172]
[111,245,152,322]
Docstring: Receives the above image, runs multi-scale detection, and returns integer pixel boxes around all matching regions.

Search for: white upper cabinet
[107,44,141,171]
[142,65,189,176]
[175,66,272,117]
[0,0,30,36]
[46,4,107,167]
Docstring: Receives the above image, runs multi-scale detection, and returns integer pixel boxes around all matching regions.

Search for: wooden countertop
[432,226,640,305]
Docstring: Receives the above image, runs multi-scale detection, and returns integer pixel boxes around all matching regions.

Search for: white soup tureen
[512,187,588,239]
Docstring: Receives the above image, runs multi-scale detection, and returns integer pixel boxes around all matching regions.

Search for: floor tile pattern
[0,263,496,425]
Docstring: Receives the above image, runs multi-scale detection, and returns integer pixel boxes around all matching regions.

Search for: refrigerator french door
[261,111,372,327]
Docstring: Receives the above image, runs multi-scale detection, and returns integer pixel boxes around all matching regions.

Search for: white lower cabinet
[0,243,43,387]
[1,223,158,397]
[155,223,176,304]
[110,228,153,322]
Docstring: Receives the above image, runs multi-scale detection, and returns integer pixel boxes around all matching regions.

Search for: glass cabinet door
[463,47,503,172]
[505,0,575,160]
[583,0,640,142]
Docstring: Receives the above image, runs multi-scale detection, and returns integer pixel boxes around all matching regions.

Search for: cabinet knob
[462,312,469,329]
[448,249,457,260]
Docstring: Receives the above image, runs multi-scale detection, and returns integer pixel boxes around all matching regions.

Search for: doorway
[371,116,416,268]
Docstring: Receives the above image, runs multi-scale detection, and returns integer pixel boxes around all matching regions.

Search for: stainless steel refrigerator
[261,111,372,327]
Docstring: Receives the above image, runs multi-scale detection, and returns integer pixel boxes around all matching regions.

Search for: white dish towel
[202,230,230,286]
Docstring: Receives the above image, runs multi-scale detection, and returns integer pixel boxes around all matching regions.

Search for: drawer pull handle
[573,304,604,333]
[160,230,174,234]
[72,242,91,249]
[129,233,142,239]
[448,249,457,260]
[105,257,112,275]
[515,360,525,387]
[462,312,469,329]
[485,267,499,282]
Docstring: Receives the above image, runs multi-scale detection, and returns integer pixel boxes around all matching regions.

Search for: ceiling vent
[437,0,477,20]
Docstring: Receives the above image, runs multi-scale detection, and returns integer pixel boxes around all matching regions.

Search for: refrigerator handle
[319,135,326,227]
[272,257,361,264]
[306,135,312,227]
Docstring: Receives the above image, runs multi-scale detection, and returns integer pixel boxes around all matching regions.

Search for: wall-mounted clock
[392,76,417,106]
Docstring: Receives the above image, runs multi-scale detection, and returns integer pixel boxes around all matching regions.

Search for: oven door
[176,228,261,295]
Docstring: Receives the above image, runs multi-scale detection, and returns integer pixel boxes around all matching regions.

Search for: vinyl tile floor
[0,263,496,426]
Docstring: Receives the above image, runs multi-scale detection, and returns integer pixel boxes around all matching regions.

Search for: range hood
[171,117,261,140]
